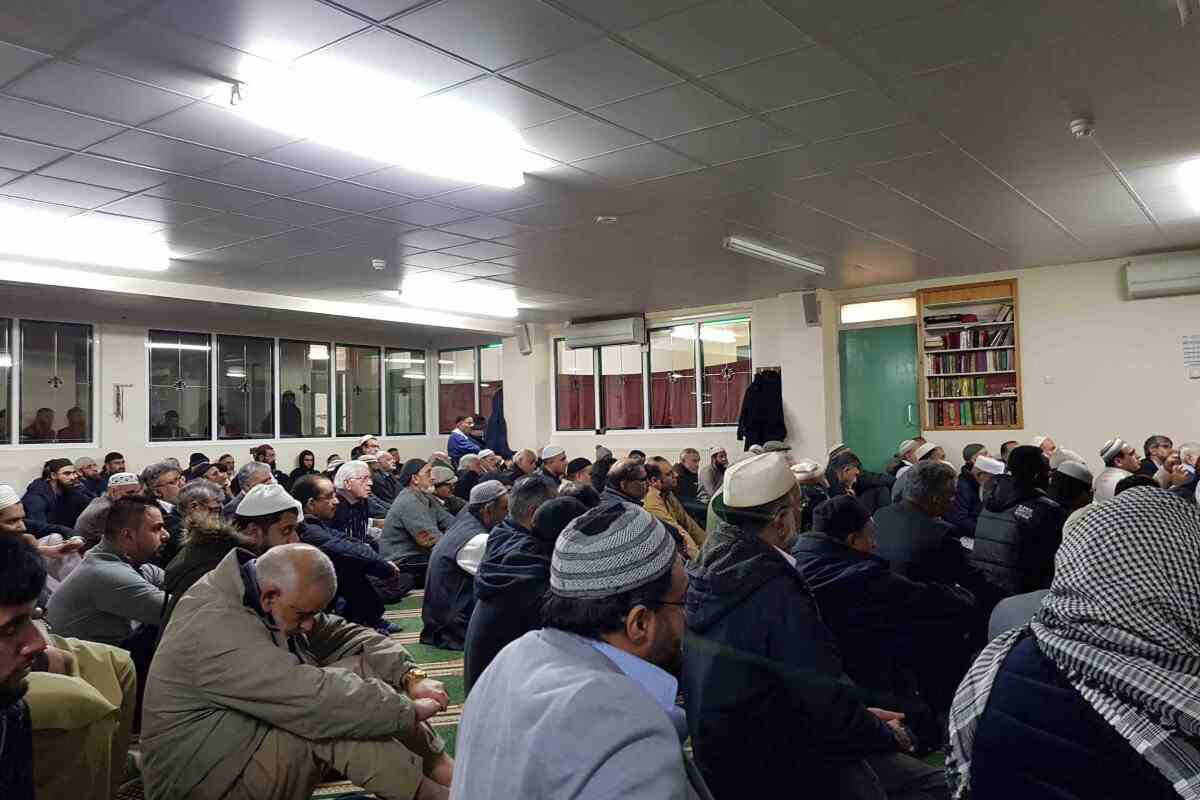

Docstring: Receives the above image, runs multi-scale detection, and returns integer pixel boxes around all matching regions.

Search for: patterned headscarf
[948,487,1200,799]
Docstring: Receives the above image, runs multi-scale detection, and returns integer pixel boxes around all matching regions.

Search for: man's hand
[412,698,443,723]
[1170,466,1191,487]
[42,645,77,675]
[408,678,449,710]
[868,708,914,753]
[36,539,83,560]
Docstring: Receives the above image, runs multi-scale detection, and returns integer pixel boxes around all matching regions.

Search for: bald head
[256,544,336,636]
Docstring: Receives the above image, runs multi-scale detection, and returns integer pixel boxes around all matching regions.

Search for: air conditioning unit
[563,317,647,349]
[1126,250,1200,299]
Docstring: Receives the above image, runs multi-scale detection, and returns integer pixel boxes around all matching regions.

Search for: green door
[839,325,920,473]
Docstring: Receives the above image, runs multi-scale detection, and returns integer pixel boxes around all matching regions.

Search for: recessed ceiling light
[1177,158,1200,213]
[397,272,519,318]
[0,208,170,272]
[723,235,825,275]
[595,216,619,225]
[371,258,387,271]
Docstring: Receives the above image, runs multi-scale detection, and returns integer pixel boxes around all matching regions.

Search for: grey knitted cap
[550,503,675,599]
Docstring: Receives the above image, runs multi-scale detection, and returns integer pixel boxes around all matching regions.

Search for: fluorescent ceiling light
[226,367,247,379]
[670,325,737,344]
[723,235,824,275]
[308,344,329,360]
[146,342,211,351]
[402,371,426,380]
[231,60,554,189]
[399,273,519,319]
[0,354,11,368]
[1,208,170,272]
[437,359,455,365]
[840,298,917,325]
[1178,158,1200,213]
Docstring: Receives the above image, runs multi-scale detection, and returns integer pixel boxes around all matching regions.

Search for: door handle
[905,403,914,426]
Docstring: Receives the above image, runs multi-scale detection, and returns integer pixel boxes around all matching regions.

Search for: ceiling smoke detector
[370,258,387,270]
[1068,117,1095,139]
[594,215,618,225]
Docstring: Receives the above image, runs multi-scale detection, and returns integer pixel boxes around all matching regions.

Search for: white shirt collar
[773,545,797,568]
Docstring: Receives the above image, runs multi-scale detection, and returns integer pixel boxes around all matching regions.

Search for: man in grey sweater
[452,502,713,800]
[72,472,142,546]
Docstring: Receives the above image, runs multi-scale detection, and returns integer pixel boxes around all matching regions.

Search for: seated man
[332,460,377,546]
[500,449,537,486]
[1093,437,1141,503]
[447,415,482,466]
[141,461,185,567]
[643,456,706,555]
[142,544,453,800]
[293,475,406,634]
[945,444,988,538]
[73,472,142,546]
[222,462,272,518]
[462,478,561,693]
[0,486,84,605]
[431,466,466,516]
[162,483,300,629]
[20,458,94,537]
[372,451,401,506]
[453,454,484,502]
[75,456,105,496]
[536,445,567,487]
[46,495,169,695]
[453,504,711,800]
[684,453,946,799]
[382,460,455,583]
[793,496,978,749]
[421,481,508,650]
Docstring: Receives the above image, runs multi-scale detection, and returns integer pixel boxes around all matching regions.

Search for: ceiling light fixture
[0,355,12,368]
[670,325,737,344]
[229,61,554,189]
[308,344,330,360]
[145,342,212,351]
[398,272,519,319]
[1178,158,1200,213]
[595,216,618,225]
[0,208,170,272]
[723,235,825,275]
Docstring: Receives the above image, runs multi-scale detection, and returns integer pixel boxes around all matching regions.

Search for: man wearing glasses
[143,461,187,567]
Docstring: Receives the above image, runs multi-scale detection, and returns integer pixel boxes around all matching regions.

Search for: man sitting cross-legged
[143,543,453,800]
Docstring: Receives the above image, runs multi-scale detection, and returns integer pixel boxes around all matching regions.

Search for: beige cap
[724,453,796,508]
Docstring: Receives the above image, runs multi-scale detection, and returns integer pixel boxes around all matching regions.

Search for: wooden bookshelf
[918,279,1022,431]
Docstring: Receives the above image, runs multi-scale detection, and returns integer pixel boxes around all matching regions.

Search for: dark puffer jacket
[945,465,983,538]
[682,522,901,799]
[969,476,1066,595]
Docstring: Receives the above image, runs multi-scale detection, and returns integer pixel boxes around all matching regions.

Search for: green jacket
[142,548,428,800]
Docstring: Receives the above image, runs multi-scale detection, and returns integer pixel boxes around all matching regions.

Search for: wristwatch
[401,667,428,690]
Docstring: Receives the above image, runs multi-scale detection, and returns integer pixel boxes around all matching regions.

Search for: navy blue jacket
[484,389,514,460]
[20,479,92,537]
[300,514,393,628]
[969,636,1176,800]
[945,466,983,537]
[421,510,487,650]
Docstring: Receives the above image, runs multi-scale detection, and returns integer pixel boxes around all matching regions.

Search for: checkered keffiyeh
[947,487,1200,799]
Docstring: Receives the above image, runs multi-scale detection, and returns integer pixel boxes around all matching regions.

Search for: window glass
[336,345,381,437]
[478,344,503,421]
[216,335,274,439]
[386,348,426,435]
[149,330,211,441]
[600,344,643,430]
[701,318,752,426]
[0,319,11,445]
[438,349,476,434]
[649,327,697,429]
[279,340,332,438]
[555,340,595,431]
[19,320,93,444]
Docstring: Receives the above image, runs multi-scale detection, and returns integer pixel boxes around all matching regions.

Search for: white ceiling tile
[144,178,271,211]
[445,263,516,277]
[436,184,543,214]
[438,78,572,130]
[298,28,484,95]
[572,143,699,182]
[437,216,527,239]
[0,174,128,209]
[391,0,601,71]
[0,138,62,172]
[503,39,680,110]
[90,131,240,175]
[84,212,166,236]
[373,201,477,226]
[0,168,22,185]
[290,181,401,213]
[38,155,166,192]
[664,118,799,165]
[397,229,475,249]
[766,89,912,144]
[101,194,216,224]
[1020,174,1149,231]
[702,46,874,112]
[487,256,518,267]
[258,140,390,179]
[403,251,475,268]
[148,0,368,62]
[336,0,423,20]
[0,41,50,83]
[552,0,701,32]
[144,102,298,156]
[522,115,645,162]
[0,97,124,149]
[592,83,744,140]
[441,241,517,260]
[623,0,811,76]
[315,216,416,240]
[0,195,82,219]
[0,0,129,52]
[7,61,193,125]
[354,166,473,198]
[203,159,331,195]
[240,197,347,226]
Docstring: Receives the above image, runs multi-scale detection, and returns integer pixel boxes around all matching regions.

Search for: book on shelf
[926,375,1017,398]
[925,350,1014,374]
[926,397,1018,428]
[923,327,1014,349]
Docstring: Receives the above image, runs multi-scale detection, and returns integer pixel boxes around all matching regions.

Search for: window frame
[277,339,335,440]
[385,347,428,437]
[214,333,276,441]
[699,317,752,429]
[147,328,214,443]
[334,342,384,440]
[437,347,479,435]
[0,316,101,451]
[0,317,12,447]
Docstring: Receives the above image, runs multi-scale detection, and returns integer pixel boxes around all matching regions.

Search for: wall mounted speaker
[515,322,533,355]
[802,291,821,327]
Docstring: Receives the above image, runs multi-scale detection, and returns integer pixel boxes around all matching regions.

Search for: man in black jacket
[421,481,508,651]
[945,444,987,538]
[20,458,93,537]
[1138,434,1173,477]
[970,446,1067,596]
[793,496,978,750]
[683,453,946,800]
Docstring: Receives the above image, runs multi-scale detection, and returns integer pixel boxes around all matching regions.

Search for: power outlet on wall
[1190,368,1200,380]
[1043,375,1056,384]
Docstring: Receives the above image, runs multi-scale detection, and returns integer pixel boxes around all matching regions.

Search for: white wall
[827,258,1200,475]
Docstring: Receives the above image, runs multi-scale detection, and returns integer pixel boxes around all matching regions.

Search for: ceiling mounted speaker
[515,322,533,356]
[802,291,821,327]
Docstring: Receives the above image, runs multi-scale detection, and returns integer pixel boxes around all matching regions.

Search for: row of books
[924,326,1014,349]
[927,397,1019,427]
[927,375,1017,398]
[925,350,1013,374]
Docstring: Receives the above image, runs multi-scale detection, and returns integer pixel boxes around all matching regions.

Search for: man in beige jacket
[142,543,453,800]
[643,457,706,557]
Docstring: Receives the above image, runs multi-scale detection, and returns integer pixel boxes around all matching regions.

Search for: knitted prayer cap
[0,484,19,510]
[550,503,675,600]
